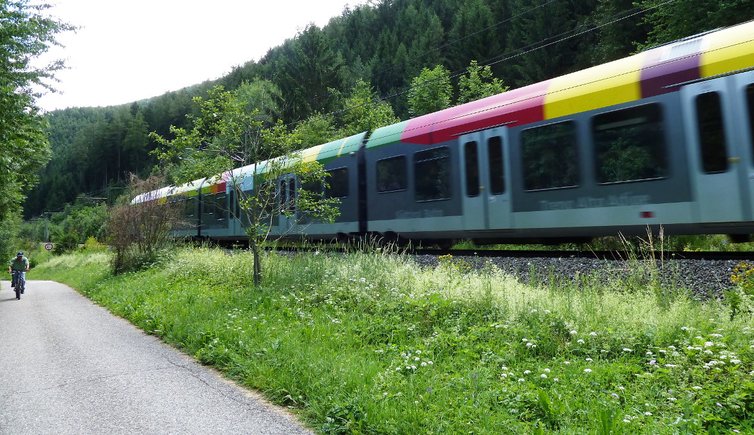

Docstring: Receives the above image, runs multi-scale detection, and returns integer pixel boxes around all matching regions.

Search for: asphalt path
[0,280,313,435]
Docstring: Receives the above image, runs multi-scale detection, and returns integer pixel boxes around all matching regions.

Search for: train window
[326,168,349,198]
[178,196,197,230]
[216,193,227,220]
[288,179,296,212]
[301,179,322,196]
[696,92,728,173]
[522,121,578,190]
[593,104,667,183]
[746,84,754,161]
[184,196,196,218]
[279,180,287,211]
[377,156,407,192]
[464,141,480,197]
[415,147,451,201]
[488,136,505,194]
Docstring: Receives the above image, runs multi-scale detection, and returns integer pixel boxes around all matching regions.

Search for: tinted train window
[748,84,754,164]
[696,92,728,173]
[326,168,349,198]
[522,121,578,190]
[279,180,287,210]
[279,179,296,212]
[488,136,505,194]
[593,104,667,183]
[377,156,407,192]
[178,196,197,229]
[288,180,296,212]
[184,196,196,218]
[415,147,451,201]
[464,141,480,197]
[202,193,227,228]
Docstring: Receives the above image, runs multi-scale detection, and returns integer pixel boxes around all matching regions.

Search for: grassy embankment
[32,247,754,433]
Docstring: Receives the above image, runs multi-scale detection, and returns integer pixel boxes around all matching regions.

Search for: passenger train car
[133,20,754,246]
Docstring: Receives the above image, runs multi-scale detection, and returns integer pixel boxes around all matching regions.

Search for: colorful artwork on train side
[399,20,754,146]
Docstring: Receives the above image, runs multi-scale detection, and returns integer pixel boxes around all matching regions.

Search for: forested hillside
[27,0,754,217]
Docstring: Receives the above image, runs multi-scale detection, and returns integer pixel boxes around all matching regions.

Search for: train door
[458,129,512,231]
[681,76,749,223]
[733,71,754,220]
[459,132,488,230]
[482,129,512,230]
[278,175,297,234]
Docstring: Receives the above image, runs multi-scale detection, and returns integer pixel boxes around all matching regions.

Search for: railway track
[413,248,754,262]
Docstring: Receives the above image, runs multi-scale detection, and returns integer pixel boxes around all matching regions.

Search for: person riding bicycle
[9,251,29,293]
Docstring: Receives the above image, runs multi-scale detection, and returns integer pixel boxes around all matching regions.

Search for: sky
[35,0,368,112]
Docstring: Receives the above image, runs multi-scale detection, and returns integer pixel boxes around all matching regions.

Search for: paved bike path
[0,280,313,435]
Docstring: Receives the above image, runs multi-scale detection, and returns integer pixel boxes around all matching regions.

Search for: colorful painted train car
[134,20,754,245]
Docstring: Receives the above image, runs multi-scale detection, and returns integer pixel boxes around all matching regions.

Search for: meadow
[33,247,754,433]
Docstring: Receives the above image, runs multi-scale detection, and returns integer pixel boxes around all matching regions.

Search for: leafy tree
[233,78,283,126]
[0,0,70,220]
[457,60,509,104]
[407,64,453,117]
[398,4,446,78]
[340,79,399,135]
[290,113,341,146]
[591,0,649,63]
[446,0,500,73]
[637,0,754,47]
[504,0,593,86]
[152,84,339,285]
[272,25,346,121]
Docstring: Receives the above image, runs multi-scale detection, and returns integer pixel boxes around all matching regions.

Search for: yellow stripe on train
[701,21,754,78]
[544,54,644,120]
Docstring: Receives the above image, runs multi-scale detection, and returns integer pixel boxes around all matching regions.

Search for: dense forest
[25,0,754,217]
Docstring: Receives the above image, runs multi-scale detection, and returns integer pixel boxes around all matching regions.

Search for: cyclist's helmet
[16,251,23,256]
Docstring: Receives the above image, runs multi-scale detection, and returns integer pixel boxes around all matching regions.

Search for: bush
[107,175,179,274]
[53,230,80,255]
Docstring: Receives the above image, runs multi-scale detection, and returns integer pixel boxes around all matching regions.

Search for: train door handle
[729,156,741,164]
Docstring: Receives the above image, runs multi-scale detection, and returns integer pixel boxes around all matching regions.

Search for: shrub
[107,175,180,274]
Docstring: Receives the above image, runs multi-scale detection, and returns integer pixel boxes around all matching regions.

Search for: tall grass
[34,247,754,433]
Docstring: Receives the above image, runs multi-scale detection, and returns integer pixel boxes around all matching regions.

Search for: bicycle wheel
[15,281,20,300]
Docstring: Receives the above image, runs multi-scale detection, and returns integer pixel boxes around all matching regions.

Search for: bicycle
[11,270,24,300]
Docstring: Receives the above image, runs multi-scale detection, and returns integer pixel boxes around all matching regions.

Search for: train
[133,20,754,247]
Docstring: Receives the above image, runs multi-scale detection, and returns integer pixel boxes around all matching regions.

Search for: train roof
[134,132,369,202]
[368,20,754,147]
[231,132,367,177]
[131,174,235,203]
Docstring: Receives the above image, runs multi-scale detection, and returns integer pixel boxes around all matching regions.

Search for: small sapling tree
[152,82,340,285]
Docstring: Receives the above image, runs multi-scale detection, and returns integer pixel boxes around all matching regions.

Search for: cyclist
[9,251,30,294]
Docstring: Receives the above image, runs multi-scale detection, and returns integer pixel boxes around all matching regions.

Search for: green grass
[452,233,754,252]
[33,248,754,433]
